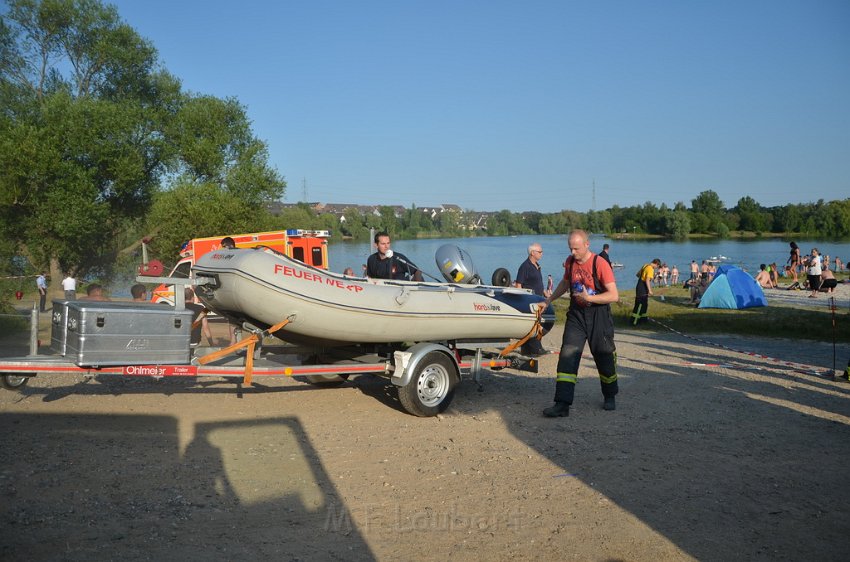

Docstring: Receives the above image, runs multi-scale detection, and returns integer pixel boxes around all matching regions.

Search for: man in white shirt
[62,274,77,300]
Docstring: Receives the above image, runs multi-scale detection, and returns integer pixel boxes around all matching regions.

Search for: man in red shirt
[539,230,620,417]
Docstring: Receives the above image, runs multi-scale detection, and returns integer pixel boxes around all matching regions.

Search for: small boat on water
[610,262,624,268]
[709,255,729,261]
[193,248,555,347]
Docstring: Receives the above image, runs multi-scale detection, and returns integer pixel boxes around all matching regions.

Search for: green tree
[691,190,725,216]
[378,206,399,236]
[689,212,710,233]
[585,210,612,234]
[0,0,179,283]
[772,205,802,233]
[734,196,766,232]
[338,206,364,238]
[437,208,461,237]
[0,0,284,283]
[129,88,288,264]
[723,212,741,232]
[165,94,284,203]
[691,190,725,233]
[403,205,422,237]
[147,181,270,267]
[662,210,691,240]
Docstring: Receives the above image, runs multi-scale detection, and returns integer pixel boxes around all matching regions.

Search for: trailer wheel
[1,374,29,390]
[305,374,349,386]
[492,268,511,287]
[398,352,458,417]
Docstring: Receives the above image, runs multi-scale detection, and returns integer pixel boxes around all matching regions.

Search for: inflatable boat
[192,247,555,347]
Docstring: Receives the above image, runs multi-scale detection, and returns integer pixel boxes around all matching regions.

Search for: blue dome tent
[698,265,767,309]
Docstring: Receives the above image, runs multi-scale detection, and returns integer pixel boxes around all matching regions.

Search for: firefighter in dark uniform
[540,230,619,417]
[366,231,423,281]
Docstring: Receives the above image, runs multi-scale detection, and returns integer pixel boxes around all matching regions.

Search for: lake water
[328,235,850,287]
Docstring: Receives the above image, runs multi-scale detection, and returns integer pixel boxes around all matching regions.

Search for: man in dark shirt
[599,243,611,265]
[514,243,547,296]
[513,242,548,356]
[366,232,423,281]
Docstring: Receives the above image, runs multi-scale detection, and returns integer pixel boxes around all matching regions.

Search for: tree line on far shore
[283,191,850,243]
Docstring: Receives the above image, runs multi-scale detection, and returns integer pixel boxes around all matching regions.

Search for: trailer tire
[397,352,458,417]
[491,268,511,287]
[1,374,29,390]
[305,374,349,386]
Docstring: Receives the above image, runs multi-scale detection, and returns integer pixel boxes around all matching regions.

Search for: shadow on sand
[0,414,374,560]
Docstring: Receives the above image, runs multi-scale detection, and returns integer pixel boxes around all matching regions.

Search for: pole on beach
[830,296,837,378]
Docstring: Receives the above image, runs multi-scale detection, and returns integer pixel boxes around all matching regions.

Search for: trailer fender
[391,343,459,388]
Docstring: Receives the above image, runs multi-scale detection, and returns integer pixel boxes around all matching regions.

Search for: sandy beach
[2,314,849,560]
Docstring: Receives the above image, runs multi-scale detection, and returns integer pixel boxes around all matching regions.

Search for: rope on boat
[499,307,544,357]
[196,316,293,385]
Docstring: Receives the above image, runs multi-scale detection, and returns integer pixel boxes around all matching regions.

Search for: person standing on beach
[61,273,77,300]
[788,242,801,285]
[807,248,823,298]
[632,259,661,325]
[36,272,47,312]
[690,260,698,281]
[539,229,619,417]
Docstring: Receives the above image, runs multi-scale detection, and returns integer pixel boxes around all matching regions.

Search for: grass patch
[0,307,28,337]
[550,286,849,344]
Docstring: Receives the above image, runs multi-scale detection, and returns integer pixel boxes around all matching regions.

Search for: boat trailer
[1,277,541,417]
[0,339,539,417]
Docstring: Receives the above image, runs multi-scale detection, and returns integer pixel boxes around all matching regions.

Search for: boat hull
[193,249,555,346]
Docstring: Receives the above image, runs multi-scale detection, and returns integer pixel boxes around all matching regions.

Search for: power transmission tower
[592,179,596,210]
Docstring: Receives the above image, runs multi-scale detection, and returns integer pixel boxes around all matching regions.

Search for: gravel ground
[2,313,850,561]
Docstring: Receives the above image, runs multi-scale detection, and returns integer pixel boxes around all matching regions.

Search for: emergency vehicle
[145,229,330,305]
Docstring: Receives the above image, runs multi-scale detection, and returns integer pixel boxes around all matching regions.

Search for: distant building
[267,201,477,225]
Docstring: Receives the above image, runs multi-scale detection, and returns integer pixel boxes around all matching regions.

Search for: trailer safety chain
[196,316,293,385]
[499,306,544,357]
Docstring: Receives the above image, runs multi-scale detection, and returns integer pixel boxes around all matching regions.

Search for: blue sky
[109,0,848,212]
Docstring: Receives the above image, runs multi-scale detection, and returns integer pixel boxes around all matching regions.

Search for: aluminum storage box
[64,302,193,366]
[50,299,71,355]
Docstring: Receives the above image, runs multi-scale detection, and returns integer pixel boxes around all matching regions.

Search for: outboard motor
[435,244,481,284]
